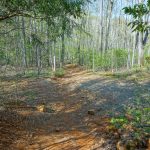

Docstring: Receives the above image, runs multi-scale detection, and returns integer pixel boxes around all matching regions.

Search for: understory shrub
[111,97,150,140]
[54,68,65,77]
[85,48,128,71]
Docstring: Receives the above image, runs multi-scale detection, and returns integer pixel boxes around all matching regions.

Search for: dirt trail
[0,67,150,150]
[62,68,150,115]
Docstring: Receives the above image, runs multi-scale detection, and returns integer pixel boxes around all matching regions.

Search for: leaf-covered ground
[0,66,150,150]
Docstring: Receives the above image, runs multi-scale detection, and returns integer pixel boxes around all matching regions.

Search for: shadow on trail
[0,77,111,149]
[1,74,150,149]
[77,78,150,115]
[0,110,26,150]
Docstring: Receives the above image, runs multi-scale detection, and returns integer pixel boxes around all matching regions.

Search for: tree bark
[21,17,27,73]
[105,0,114,52]
[61,31,65,65]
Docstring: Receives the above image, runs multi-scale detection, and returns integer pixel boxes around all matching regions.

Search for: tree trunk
[137,0,144,66]
[61,31,65,65]
[34,20,41,75]
[53,40,56,71]
[138,32,144,66]
[105,0,114,52]
[21,17,27,72]
[100,0,104,54]
[132,32,136,67]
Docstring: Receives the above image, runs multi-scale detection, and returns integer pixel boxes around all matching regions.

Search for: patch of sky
[88,0,138,17]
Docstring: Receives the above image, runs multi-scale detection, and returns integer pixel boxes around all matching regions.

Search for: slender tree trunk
[138,0,144,66]
[127,47,131,70]
[100,0,104,54]
[21,17,27,72]
[111,48,114,72]
[34,20,41,75]
[105,0,114,52]
[15,17,20,66]
[61,31,65,65]
[138,32,144,66]
[53,40,56,71]
[132,32,136,67]
[92,39,95,72]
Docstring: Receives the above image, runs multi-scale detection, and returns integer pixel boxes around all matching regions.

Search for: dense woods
[1,0,150,74]
[0,0,150,150]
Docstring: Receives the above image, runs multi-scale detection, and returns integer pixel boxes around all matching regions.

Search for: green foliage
[0,50,6,65]
[111,72,130,79]
[111,116,128,128]
[22,90,36,102]
[123,1,150,32]
[145,56,150,70]
[145,56,150,64]
[0,50,5,59]
[23,68,52,78]
[0,0,90,21]
[87,51,110,69]
[86,48,128,71]
[54,68,65,78]
[148,0,150,8]
[123,4,149,18]
[114,48,128,68]
[111,97,150,138]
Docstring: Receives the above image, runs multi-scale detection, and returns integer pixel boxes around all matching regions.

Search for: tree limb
[0,12,44,21]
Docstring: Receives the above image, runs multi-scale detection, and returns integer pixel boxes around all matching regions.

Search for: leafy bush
[0,51,7,65]
[85,48,128,71]
[111,116,129,128]
[145,56,150,70]
[111,97,150,139]
[145,56,150,64]
[54,68,65,78]
[114,48,128,68]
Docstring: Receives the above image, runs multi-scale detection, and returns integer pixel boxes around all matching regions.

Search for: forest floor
[0,66,150,150]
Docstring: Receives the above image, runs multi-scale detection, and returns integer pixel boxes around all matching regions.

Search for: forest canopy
[0,0,150,72]
[0,0,90,21]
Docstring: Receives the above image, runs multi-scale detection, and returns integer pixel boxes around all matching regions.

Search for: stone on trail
[116,141,126,150]
[55,127,61,132]
[81,95,85,98]
[88,109,95,115]
[36,105,45,112]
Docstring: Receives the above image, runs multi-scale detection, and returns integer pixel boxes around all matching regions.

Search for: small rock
[116,141,126,150]
[88,109,95,115]
[36,105,45,112]
[118,129,123,134]
[121,132,129,139]
[55,128,61,132]
[114,132,120,139]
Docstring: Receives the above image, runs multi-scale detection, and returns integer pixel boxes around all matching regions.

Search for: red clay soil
[0,66,149,150]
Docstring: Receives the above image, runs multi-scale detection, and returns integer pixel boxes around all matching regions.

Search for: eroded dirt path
[0,67,150,150]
